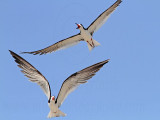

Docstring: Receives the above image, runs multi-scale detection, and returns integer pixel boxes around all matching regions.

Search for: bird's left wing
[87,0,122,35]
[22,34,83,55]
[9,50,51,101]
[55,59,110,108]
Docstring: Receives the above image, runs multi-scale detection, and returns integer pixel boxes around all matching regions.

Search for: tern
[22,0,122,55]
[9,50,110,118]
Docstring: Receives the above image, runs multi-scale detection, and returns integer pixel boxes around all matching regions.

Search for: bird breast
[81,29,92,41]
[48,101,59,113]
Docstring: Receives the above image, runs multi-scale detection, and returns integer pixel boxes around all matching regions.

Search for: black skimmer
[9,50,110,118]
[22,0,122,55]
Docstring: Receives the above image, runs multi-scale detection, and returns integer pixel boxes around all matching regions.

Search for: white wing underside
[56,40,80,51]
[87,0,122,35]
[55,59,110,108]
[22,34,83,55]
[91,15,110,33]
[9,50,51,100]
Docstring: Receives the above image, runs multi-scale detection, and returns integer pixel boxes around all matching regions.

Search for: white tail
[87,39,100,51]
[47,111,55,118]
[87,43,93,51]
[93,39,100,47]
[47,110,66,118]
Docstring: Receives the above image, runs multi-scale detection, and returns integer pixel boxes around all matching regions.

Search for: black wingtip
[106,59,110,62]
[20,51,30,54]
[20,51,36,55]
[102,59,110,64]
[20,51,44,55]
[118,0,122,4]
[9,50,15,56]
[9,50,18,58]
[9,50,21,64]
[20,51,24,54]
[96,59,110,68]
[9,49,12,53]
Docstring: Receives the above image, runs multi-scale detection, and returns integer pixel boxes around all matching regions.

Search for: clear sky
[1,0,160,120]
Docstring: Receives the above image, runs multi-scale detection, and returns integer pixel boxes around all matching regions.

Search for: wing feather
[55,59,110,107]
[22,34,83,55]
[9,50,51,101]
[87,0,122,35]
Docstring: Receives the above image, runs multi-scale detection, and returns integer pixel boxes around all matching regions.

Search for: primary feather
[22,34,83,55]
[55,59,110,107]
[9,50,51,101]
[87,0,122,35]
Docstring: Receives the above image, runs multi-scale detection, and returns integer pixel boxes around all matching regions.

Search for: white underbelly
[48,102,59,113]
[82,33,92,42]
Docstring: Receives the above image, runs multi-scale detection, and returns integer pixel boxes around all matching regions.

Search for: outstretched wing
[22,34,83,55]
[87,0,122,35]
[9,50,51,101]
[55,59,110,108]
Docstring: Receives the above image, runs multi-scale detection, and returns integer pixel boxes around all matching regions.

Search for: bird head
[51,96,55,101]
[75,23,82,29]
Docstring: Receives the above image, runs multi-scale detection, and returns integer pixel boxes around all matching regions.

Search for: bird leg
[87,41,93,47]
[91,38,95,47]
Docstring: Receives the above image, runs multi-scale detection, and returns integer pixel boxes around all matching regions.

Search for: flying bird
[22,0,122,55]
[9,50,110,118]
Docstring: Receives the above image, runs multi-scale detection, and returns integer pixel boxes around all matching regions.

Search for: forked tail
[47,110,66,118]
[93,39,100,47]
[87,39,100,51]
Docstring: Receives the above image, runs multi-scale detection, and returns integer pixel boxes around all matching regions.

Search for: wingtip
[97,59,110,66]
[106,59,110,62]
[20,51,24,54]
[20,51,30,54]
[119,0,122,4]
[116,0,122,5]
[104,59,110,64]
[20,51,45,55]
[118,0,122,2]
[20,51,36,55]
[9,50,20,62]
[8,49,12,52]
[95,59,110,67]
[9,50,14,55]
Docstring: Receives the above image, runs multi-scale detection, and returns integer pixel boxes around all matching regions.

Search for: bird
[9,50,110,118]
[22,0,122,55]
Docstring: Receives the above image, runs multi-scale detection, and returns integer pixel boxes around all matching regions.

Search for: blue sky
[1,0,160,119]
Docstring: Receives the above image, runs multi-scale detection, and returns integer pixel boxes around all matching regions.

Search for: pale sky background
[1,0,160,120]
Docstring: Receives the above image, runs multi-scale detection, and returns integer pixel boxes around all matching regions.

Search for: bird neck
[79,26,86,34]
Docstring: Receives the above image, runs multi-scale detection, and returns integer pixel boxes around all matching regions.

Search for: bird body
[22,0,122,55]
[77,24,100,50]
[48,97,66,118]
[9,50,110,118]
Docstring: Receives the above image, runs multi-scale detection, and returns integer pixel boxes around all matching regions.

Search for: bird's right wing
[9,50,51,102]
[55,59,110,108]
[87,0,122,35]
[22,34,83,55]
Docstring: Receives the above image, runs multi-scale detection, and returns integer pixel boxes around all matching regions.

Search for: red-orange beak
[75,23,81,29]
[52,96,55,101]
